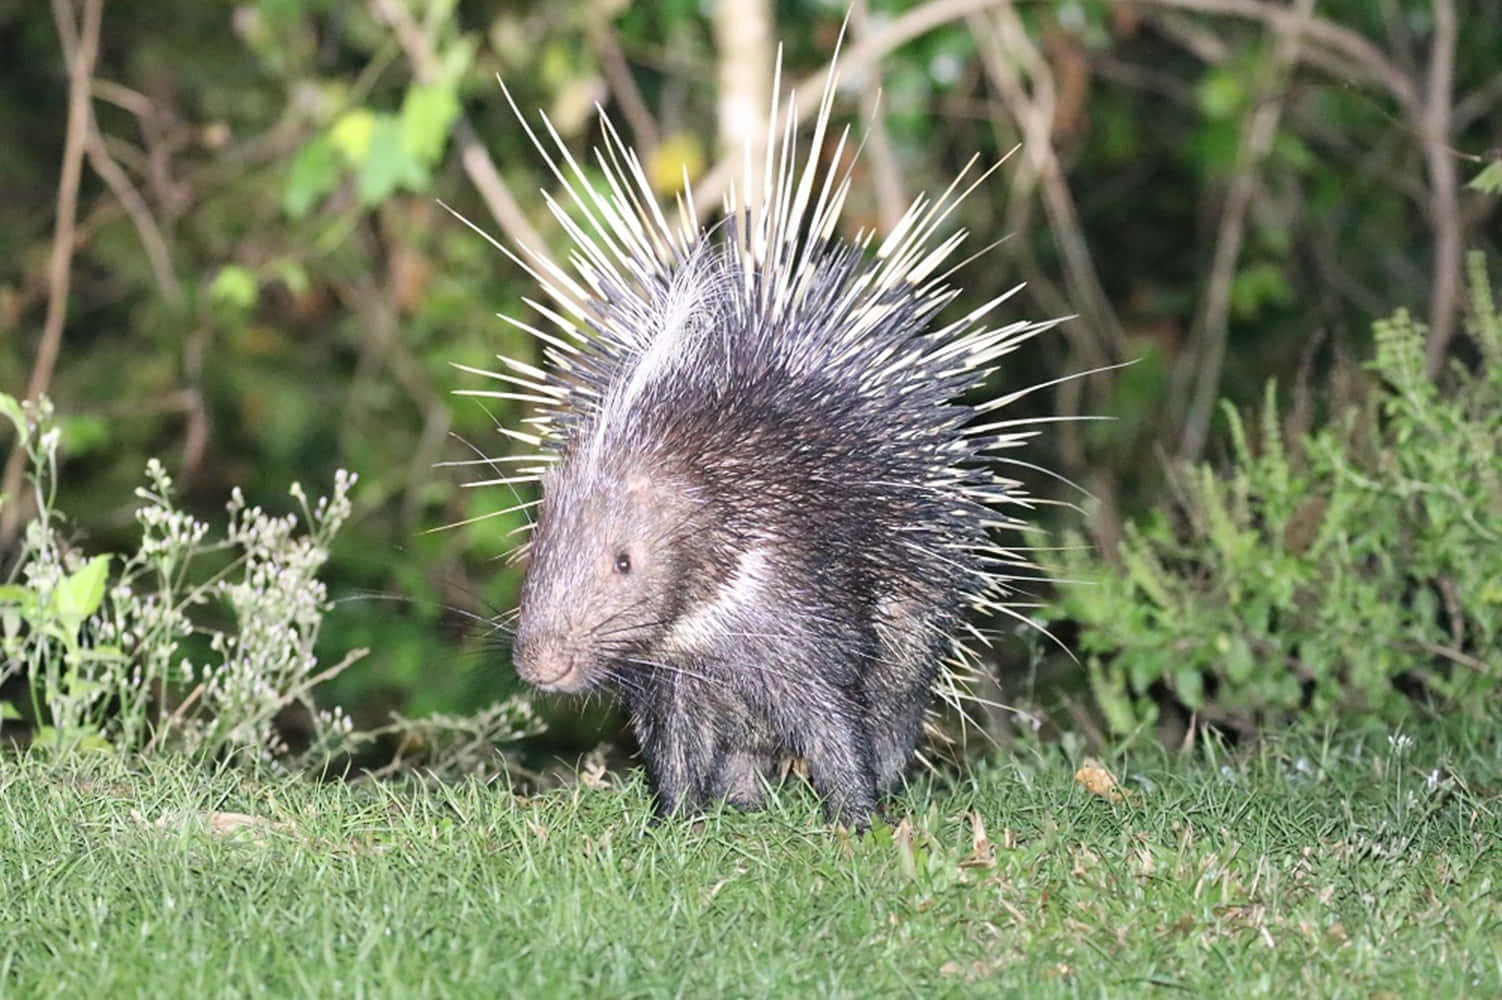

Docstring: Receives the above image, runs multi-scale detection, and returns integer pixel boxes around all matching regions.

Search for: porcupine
[457,47,1064,828]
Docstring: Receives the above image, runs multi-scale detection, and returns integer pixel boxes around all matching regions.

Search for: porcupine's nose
[511,632,585,693]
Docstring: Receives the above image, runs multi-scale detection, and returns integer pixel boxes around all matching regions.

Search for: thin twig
[1,0,103,547]
[593,20,659,151]
[1415,639,1495,676]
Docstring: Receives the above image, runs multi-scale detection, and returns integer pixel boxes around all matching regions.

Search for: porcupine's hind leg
[796,694,879,827]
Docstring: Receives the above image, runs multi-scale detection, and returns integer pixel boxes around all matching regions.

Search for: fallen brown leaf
[1074,757,1129,803]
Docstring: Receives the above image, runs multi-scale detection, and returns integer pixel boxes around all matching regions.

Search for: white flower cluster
[187,471,360,760]
[134,459,211,566]
[1,397,365,761]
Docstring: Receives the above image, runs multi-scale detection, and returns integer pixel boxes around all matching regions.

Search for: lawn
[2,724,1498,997]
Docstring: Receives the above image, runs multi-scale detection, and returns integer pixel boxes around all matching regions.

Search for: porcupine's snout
[511,630,590,694]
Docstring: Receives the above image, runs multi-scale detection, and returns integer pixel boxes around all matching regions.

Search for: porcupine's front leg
[624,669,732,818]
[791,687,879,828]
[735,615,881,827]
[630,710,710,818]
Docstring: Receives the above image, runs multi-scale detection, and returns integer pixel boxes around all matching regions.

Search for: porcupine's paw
[639,747,711,825]
[807,745,879,832]
[645,780,703,826]
[709,747,776,812]
[826,798,876,834]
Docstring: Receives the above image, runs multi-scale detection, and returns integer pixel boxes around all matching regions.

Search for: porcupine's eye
[613,551,632,575]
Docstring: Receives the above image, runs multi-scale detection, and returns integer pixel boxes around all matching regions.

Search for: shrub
[0,395,538,771]
[1054,252,1501,738]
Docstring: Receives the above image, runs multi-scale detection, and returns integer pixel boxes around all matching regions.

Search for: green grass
[3,724,1499,998]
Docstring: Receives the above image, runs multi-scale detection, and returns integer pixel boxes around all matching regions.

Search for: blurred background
[2,0,1497,760]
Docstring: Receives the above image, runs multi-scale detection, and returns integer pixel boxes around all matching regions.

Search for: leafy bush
[0,394,538,770]
[1054,252,1501,738]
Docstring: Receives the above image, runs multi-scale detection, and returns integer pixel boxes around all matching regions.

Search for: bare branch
[1177,0,1316,461]
[83,113,183,304]
[592,20,659,151]
[2,0,104,547]
[30,0,102,404]
[697,0,1001,209]
[970,4,1126,370]
[1420,0,1460,375]
[1146,8,1233,64]
[712,0,774,212]
[852,0,908,231]
[1139,0,1419,115]
[1455,72,1502,133]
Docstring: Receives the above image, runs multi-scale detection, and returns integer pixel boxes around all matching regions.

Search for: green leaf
[51,554,111,631]
[1223,636,1255,685]
[73,644,127,664]
[1197,69,1245,119]
[210,265,259,313]
[1467,160,1502,195]
[437,35,477,87]
[257,0,303,20]
[330,108,377,163]
[61,676,106,702]
[1174,664,1205,709]
[0,701,20,720]
[58,413,111,455]
[357,115,428,204]
[1190,119,1241,177]
[400,82,460,167]
[32,725,113,753]
[270,257,310,297]
[284,135,342,219]
[1230,261,1293,321]
[0,392,24,435]
[0,584,38,608]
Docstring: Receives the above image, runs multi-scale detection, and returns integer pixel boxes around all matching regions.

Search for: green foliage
[1056,254,1502,737]
[0,394,539,768]
[1471,158,1502,195]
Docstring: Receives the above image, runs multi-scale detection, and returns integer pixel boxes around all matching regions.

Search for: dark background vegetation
[2,0,1498,756]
